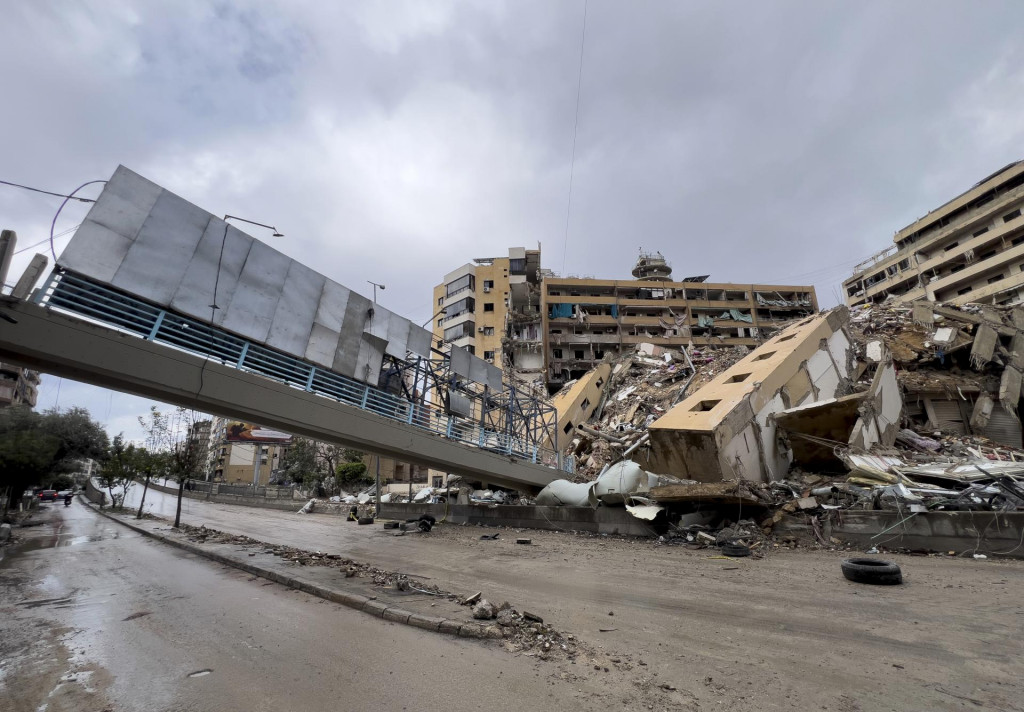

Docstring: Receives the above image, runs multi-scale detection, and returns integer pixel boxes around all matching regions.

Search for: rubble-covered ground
[532,301,1024,538]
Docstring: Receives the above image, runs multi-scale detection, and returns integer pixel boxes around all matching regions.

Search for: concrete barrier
[776,510,1024,558]
[379,503,659,536]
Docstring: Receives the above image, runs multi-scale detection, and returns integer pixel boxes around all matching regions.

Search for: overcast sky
[3,1,1023,443]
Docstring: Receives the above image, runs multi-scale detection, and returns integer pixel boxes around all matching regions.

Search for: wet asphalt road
[0,500,597,712]
[115,485,1024,712]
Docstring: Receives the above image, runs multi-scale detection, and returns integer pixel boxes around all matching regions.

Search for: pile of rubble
[532,299,1024,548]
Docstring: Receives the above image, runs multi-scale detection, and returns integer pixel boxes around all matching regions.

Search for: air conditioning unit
[483,286,491,293]
[478,327,486,333]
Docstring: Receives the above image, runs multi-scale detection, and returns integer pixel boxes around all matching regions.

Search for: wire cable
[0,179,98,203]
[49,181,106,260]
[560,0,588,276]
[13,225,80,255]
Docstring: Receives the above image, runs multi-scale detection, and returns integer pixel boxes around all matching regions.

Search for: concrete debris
[472,599,497,620]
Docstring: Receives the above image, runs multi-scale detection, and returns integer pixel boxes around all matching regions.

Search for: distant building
[187,419,212,479]
[542,254,817,390]
[431,246,546,388]
[0,362,40,408]
[208,416,289,485]
[432,248,818,392]
[843,160,1024,307]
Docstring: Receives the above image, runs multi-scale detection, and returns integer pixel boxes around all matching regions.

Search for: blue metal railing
[38,271,571,474]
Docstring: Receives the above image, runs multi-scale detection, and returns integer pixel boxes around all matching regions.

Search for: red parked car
[37,490,58,502]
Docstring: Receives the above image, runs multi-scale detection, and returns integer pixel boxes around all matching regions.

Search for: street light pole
[367,280,385,304]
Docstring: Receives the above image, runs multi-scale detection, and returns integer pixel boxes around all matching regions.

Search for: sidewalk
[85,499,566,645]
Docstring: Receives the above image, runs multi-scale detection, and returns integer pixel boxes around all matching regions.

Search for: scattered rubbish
[464,592,482,605]
[188,669,212,678]
[599,628,618,633]
[479,532,500,540]
[522,611,543,623]
[973,554,988,560]
[516,538,532,545]
[841,558,903,585]
[382,521,399,530]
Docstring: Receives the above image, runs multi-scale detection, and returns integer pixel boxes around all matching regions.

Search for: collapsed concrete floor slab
[639,308,855,482]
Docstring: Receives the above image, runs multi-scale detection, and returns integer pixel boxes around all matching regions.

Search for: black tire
[418,514,437,525]
[357,516,375,525]
[841,558,902,585]
[382,521,399,529]
[719,543,751,557]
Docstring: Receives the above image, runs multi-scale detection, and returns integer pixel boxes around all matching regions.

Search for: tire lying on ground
[357,516,375,525]
[718,542,751,557]
[841,558,903,585]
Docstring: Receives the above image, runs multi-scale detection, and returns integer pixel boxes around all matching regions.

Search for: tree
[166,408,205,528]
[0,405,109,510]
[336,460,371,489]
[99,435,136,510]
[135,407,171,519]
[281,439,366,496]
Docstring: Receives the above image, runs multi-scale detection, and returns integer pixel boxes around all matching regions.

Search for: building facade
[430,247,545,387]
[0,362,40,408]
[843,160,1024,308]
[542,262,817,389]
[208,417,288,485]
[432,249,818,392]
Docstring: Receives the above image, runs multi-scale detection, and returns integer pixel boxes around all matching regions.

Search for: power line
[560,0,588,276]
[13,224,80,255]
[0,179,97,203]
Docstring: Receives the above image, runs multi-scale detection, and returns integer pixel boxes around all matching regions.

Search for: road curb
[82,499,496,640]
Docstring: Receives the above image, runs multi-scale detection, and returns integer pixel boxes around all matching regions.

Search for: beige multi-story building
[843,160,1024,307]
[0,362,40,408]
[430,246,545,387]
[542,255,817,389]
[208,417,289,485]
[432,249,817,393]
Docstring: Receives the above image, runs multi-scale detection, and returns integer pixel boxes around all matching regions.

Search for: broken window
[752,351,777,361]
[1003,209,1021,223]
[482,326,494,336]
[973,227,990,237]
[988,274,1005,284]
[574,350,585,359]
[484,303,495,312]
[957,286,973,295]
[483,350,495,360]
[553,348,563,359]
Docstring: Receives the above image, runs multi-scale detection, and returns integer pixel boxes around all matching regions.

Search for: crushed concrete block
[912,301,934,326]
[472,599,497,620]
[796,496,818,510]
[971,325,998,369]
[865,340,884,363]
[999,366,1022,411]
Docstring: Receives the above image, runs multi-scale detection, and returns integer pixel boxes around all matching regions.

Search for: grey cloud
[2,0,1023,440]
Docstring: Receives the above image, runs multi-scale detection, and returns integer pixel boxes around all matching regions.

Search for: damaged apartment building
[431,247,548,391]
[431,247,817,394]
[543,252,817,390]
[844,159,1024,308]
